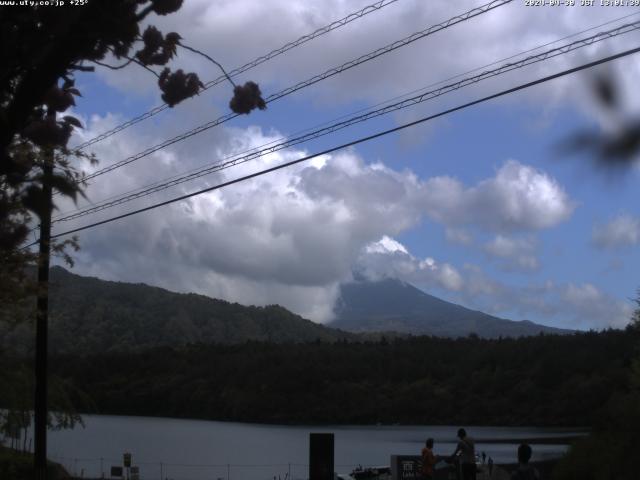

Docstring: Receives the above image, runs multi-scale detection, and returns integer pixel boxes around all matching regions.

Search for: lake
[46,415,584,480]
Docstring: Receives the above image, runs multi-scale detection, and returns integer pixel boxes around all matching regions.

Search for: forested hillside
[48,329,640,426]
[1,268,578,356]
[0,267,355,354]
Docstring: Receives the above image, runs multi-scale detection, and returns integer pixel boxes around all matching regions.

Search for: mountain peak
[331,276,572,338]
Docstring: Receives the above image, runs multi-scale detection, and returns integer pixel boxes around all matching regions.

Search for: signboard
[110,466,123,477]
[391,455,421,480]
[123,452,132,468]
[391,455,456,480]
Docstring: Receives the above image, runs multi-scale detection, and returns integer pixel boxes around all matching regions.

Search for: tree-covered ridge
[1,267,355,354]
[50,329,640,427]
[1,267,580,355]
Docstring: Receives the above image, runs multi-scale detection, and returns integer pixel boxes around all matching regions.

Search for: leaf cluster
[0,1,200,253]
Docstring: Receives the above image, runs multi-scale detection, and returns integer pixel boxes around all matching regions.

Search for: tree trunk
[34,137,54,480]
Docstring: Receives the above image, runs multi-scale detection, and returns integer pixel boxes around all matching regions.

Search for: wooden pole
[34,113,55,480]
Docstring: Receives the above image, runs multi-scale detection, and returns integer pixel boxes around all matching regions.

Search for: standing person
[421,438,437,480]
[452,428,476,480]
[488,457,494,477]
[482,452,486,465]
[510,444,540,480]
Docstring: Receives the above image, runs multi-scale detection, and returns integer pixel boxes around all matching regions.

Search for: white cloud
[42,1,639,334]
[592,213,640,250]
[60,113,433,322]
[58,104,577,323]
[357,237,464,292]
[355,240,631,330]
[483,235,539,272]
[422,160,575,232]
[88,0,640,132]
[457,272,633,330]
[561,283,633,329]
[467,272,630,330]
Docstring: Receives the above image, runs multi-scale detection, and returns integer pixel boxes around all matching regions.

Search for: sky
[51,0,640,330]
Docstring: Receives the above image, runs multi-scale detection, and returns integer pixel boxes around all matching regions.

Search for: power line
[54,10,640,221]
[52,20,640,224]
[38,45,640,244]
[74,0,402,151]
[77,0,513,183]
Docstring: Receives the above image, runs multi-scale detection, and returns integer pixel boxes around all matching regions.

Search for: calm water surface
[46,415,585,480]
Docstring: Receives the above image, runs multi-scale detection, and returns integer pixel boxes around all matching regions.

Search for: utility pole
[34,108,55,480]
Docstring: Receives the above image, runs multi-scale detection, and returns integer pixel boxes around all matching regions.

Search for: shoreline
[72,411,590,430]
[473,434,587,445]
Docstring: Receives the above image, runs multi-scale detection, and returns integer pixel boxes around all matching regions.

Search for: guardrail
[49,455,363,480]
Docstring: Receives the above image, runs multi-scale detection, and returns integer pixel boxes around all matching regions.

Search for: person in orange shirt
[421,438,437,480]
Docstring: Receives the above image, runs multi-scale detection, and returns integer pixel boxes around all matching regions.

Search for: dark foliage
[0,267,356,355]
[0,172,37,326]
[0,447,70,480]
[151,0,184,16]
[551,298,640,479]
[552,367,640,479]
[229,81,267,114]
[158,68,204,107]
[135,26,181,66]
[562,73,640,170]
[0,2,265,340]
[41,329,640,427]
[1,2,143,169]
[0,1,204,255]
[566,121,640,168]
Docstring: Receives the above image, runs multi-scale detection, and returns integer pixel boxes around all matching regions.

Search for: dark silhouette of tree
[0,3,265,478]
[562,72,640,171]
[627,289,640,332]
[0,0,266,248]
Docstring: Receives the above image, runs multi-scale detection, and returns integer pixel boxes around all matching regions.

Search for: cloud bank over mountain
[54,0,639,330]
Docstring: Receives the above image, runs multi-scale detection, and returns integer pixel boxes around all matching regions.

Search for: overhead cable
[54,10,640,220]
[78,0,513,183]
[74,0,403,150]
[53,20,640,224]
[37,45,640,244]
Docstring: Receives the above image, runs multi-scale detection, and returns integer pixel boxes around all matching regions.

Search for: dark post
[34,137,54,480]
[309,433,334,480]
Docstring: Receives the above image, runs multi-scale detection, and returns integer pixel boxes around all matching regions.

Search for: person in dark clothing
[452,428,476,480]
[510,443,540,480]
[488,457,494,477]
[421,438,437,480]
